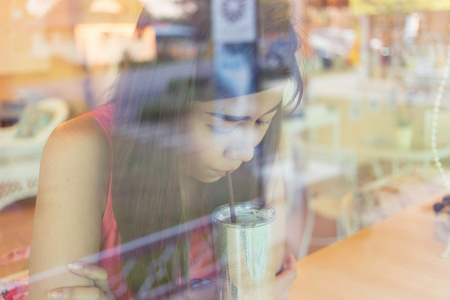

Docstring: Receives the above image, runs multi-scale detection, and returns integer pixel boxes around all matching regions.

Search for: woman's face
[181,86,283,183]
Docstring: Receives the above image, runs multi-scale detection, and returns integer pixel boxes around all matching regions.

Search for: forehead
[196,85,284,116]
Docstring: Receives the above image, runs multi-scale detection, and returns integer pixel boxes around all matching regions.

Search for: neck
[179,173,205,206]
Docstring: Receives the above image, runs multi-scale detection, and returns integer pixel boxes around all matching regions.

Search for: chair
[282,104,358,257]
[283,104,357,191]
[296,179,387,258]
[0,97,70,210]
[327,173,429,243]
[340,176,401,237]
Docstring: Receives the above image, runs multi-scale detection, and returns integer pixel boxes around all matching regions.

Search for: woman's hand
[275,254,297,300]
[47,262,115,300]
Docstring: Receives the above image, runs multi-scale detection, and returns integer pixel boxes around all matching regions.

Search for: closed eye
[207,125,233,136]
[207,119,272,137]
[256,120,272,127]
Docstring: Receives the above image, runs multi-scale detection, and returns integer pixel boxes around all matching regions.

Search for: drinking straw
[226,171,237,223]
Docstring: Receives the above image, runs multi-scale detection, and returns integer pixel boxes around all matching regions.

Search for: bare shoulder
[44,114,110,158]
[39,114,112,212]
[29,114,112,297]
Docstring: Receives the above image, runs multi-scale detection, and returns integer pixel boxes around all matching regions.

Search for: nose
[225,144,255,162]
[224,127,256,162]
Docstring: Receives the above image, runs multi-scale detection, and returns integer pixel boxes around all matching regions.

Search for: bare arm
[265,157,289,272]
[266,158,298,300]
[29,116,111,300]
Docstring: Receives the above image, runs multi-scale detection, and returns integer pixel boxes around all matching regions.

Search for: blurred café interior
[1,0,450,298]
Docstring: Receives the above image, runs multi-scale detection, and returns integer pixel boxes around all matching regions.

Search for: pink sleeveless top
[84,103,215,298]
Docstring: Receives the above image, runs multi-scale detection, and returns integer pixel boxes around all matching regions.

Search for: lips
[211,168,237,177]
[215,170,226,177]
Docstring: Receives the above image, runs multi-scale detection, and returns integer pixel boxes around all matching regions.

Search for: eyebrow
[206,102,281,122]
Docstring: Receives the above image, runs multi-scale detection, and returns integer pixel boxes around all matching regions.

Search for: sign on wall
[212,0,257,43]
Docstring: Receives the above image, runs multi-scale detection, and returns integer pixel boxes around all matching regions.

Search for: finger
[284,254,296,271]
[280,290,290,300]
[48,287,104,300]
[68,262,110,293]
[286,254,297,277]
[276,267,296,282]
[278,254,296,274]
[276,255,297,281]
[275,273,292,300]
[274,255,297,300]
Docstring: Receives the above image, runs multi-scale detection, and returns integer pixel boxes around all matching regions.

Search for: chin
[198,176,222,183]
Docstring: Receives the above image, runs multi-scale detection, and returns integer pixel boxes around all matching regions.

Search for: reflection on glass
[12,0,304,299]
[1,1,450,299]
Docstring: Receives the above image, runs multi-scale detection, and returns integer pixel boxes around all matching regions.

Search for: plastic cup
[212,202,276,299]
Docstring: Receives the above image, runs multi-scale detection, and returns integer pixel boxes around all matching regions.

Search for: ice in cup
[212,202,276,300]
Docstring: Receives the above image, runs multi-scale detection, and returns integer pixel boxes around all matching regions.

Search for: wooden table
[288,194,450,300]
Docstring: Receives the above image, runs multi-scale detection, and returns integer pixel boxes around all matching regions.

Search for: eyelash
[208,125,231,137]
[256,120,272,127]
[208,120,272,136]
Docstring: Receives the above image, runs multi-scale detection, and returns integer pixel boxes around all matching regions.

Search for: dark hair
[109,0,303,298]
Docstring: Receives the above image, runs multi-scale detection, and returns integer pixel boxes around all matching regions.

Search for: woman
[29,1,302,299]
